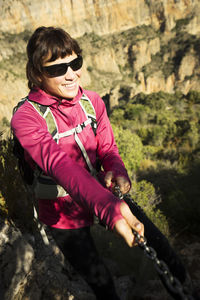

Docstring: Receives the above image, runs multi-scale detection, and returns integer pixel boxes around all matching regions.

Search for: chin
[64,92,77,99]
[61,85,78,98]
[65,89,79,99]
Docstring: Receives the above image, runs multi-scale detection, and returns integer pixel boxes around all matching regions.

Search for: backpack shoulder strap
[79,93,97,135]
[27,100,58,143]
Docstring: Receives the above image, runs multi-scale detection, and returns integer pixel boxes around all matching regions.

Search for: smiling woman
[11,26,144,300]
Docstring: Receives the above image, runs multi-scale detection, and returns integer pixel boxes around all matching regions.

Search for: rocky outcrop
[1,218,200,300]
[0,220,34,300]
[0,219,96,300]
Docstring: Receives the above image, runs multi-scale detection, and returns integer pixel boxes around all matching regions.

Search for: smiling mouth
[63,82,77,89]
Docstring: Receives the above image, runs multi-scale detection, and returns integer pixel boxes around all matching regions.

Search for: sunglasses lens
[70,56,83,71]
[43,56,83,77]
[44,64,67,77]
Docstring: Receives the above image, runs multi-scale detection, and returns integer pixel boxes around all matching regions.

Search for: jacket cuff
[98,199,124,230]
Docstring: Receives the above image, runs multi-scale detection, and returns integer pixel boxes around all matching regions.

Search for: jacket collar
[28,86,84,107]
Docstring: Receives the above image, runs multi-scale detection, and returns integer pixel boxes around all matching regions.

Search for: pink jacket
[11,87,130,229]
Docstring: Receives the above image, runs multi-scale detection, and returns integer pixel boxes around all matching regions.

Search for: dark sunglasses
[43,55,83,77]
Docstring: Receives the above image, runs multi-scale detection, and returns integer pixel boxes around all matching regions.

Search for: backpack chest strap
[54,118,91,140]
[54,118,96,175]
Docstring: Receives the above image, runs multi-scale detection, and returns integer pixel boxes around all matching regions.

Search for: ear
[36,74,44,89]
[37,75,42,82]
[37,74,45,87]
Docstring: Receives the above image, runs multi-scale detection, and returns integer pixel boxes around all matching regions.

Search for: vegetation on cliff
[110,89,200,235]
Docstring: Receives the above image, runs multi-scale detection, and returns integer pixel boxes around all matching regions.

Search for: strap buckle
[75,124,83,134]
[75,123,86,134]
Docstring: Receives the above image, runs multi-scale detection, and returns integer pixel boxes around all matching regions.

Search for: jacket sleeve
[11,102,123,229]
[94,93,130,182]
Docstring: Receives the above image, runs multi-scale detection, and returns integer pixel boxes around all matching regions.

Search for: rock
[0,221,34,300]
[132,41,152,72]
[178,52,197,81]
[0,219,90,299]
[146,70,166,94]
[1,218,200,299]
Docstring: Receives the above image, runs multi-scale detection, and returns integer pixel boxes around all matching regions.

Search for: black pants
[49,226,120,300]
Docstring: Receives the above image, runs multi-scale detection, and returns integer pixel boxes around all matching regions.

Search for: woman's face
[41,53,82,100]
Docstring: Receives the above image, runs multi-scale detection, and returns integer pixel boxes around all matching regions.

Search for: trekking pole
[25,184,50,246]
[114,186,195,300]
[33,205,49,246]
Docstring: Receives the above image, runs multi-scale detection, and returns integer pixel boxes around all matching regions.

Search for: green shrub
[2,117,10,127]
[87,66,93,72]
[124,103,150,123]
[173,17,192,32]
[186,90,200,104]
[131,180,169,236]
[146,125,167,147]
[112,125,144,174]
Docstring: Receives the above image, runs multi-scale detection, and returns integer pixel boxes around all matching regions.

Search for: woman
[11,26,144,300]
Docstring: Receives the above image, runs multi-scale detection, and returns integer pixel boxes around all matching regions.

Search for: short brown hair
[26,26,82,89]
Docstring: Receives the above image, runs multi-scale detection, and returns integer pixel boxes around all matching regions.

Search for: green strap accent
[80,97,96,118]
[80,94,97,135]
[44,110,57,136]
[28,102,57,138]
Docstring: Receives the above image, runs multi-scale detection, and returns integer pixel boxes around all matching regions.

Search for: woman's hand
[114,202,144,247]
[104,171,143,246]
[104,171,130,194]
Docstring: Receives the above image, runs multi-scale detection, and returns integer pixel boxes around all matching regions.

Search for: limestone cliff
[1,0,200,128]
[1,0,200,37]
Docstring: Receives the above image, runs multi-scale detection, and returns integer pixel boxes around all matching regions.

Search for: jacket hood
[28,86,84,107]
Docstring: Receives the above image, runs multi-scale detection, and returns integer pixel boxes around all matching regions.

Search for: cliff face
[0,0,148,36]
[1,0,200,127]
[1,0,200,36]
